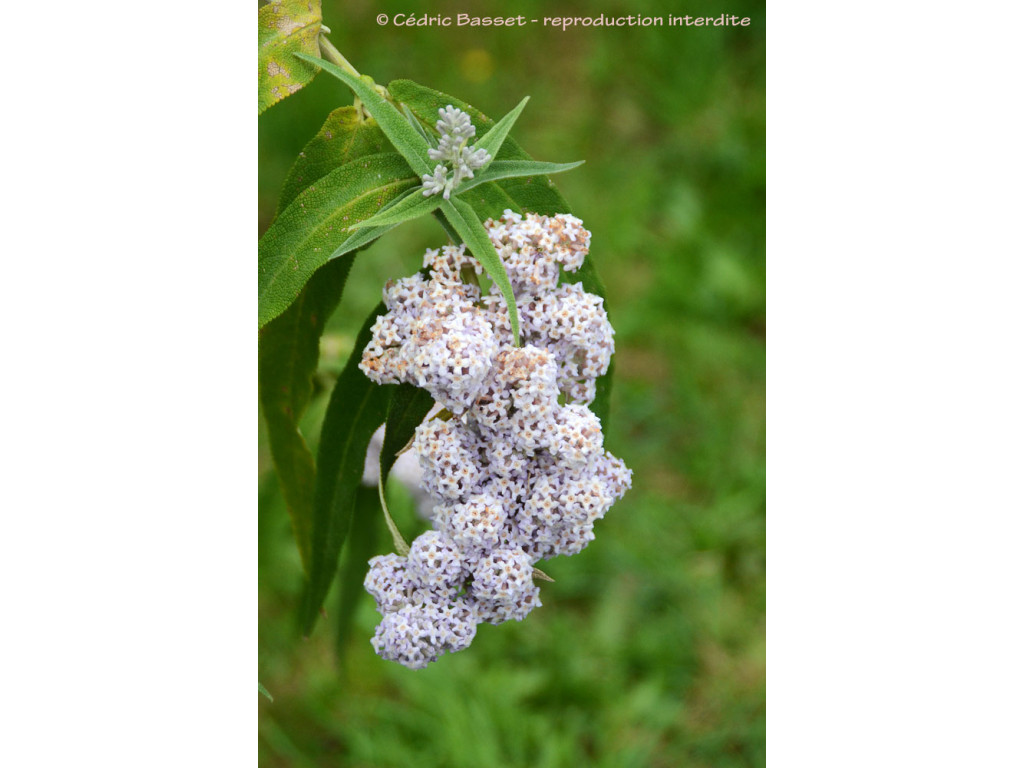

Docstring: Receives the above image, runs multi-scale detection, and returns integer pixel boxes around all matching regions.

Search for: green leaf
[258,0,322,114]
[259,153,417,328]
[334,484,381,660]
[258,682,274,702]
[458,160,585,195]
[293,54,432,176]
[402,103,437,148]
[259,258,351,574]
[379,384,435,488]
[325,221,400,262]
[301,304,393,635]
[348,187,441,230]
[441,197,520,345]
[390,80,571,218]
[473,96,529,163]
[277,106,389,215]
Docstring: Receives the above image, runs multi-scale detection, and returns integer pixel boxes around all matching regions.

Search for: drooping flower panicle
[360,211,632,669]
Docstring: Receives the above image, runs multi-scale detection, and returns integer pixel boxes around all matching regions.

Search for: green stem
[318,33,360,77]
[377,474,410,556]
[318,34,390,102]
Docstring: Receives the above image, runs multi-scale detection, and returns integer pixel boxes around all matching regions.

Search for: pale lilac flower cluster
[360,211,632,669]
[421,105,491,199]
[364,552,477,669]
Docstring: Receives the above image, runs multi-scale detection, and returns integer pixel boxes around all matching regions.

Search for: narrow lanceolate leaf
[473,96,529,165]
[403,103,437,148]
[441,197,520,346]
[348,187,440,230]
[301,304,393,634]
[327,221,400,262]
[293,53,432,176]
[258,682,274,702]
[258,0,322,114]
[457,160,585,196]
[277,106,388,215]
[334,484,381,660]
[379,383,435,488]
[259,258,352,574]
[258,153,417,327]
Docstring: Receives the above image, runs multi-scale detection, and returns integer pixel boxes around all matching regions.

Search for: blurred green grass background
[259,0,764,765]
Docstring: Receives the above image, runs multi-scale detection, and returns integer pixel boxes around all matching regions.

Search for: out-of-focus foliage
[259,0,765,764]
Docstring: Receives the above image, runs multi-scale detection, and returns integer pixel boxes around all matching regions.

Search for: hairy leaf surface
[349,187,440,230]
[259,153,416,327]
[294,54,432,176]
[473,96,530,163]
[258,0,322,114]
[458,160,585,195]
[277,107,389,214]
[441,198,521,345]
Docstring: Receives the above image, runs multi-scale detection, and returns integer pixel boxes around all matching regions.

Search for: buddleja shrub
[259,0,631,669]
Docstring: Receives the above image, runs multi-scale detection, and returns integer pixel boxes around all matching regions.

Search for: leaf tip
[533,566,555,583]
